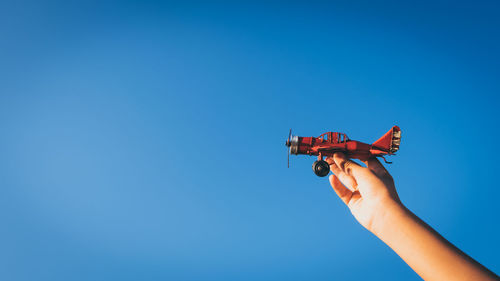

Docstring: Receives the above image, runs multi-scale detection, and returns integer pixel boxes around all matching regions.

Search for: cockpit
[317,132,348,144]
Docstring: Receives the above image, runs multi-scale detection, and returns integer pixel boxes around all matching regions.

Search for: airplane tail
[371,126,401,154]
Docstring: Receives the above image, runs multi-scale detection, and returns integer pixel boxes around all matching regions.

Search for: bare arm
[326,152,498,281]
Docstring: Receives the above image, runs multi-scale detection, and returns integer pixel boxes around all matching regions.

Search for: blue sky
[1,1,499,280]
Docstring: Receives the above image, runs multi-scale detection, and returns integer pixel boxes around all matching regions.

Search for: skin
[325,152,499,281]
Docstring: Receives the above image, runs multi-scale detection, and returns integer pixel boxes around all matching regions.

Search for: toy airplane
[285,126,401,177]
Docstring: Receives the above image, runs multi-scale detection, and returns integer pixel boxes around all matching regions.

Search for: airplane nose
[289,136,299,155]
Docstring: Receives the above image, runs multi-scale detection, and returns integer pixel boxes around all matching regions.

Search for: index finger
[333,152,369,178]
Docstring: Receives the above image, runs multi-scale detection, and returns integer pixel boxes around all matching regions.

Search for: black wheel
[312,160,330,177]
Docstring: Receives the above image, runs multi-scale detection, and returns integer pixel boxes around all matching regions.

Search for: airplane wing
[316,146,343,152]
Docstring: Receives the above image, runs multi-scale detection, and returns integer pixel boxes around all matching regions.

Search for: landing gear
[312,160,330,177]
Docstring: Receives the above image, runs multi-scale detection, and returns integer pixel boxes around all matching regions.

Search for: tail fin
[371,126,401,154]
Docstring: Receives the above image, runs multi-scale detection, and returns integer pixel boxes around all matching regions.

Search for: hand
[327,152,499,280]
[326,152,403,234]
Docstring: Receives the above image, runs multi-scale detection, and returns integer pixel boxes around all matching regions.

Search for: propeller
[285,128,292,168]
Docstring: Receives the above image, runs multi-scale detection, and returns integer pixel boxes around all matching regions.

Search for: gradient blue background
[1,1,499,280]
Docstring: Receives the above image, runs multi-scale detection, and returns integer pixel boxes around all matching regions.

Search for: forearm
[370,203,498,281]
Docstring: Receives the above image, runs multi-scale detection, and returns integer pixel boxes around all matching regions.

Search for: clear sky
[1,1,499,280]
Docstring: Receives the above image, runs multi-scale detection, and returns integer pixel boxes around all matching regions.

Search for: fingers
[361,157,391,178]
[329,174,353,205]
[326,156,357,191]
[332,152,369,179]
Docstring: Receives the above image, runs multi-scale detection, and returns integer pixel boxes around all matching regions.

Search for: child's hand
[326,152,402,234]
[326,153,498,280]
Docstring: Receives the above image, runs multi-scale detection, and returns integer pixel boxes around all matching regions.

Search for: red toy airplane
[285,126,401,177]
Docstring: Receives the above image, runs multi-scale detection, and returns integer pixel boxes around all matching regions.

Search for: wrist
[368,200,408,238]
